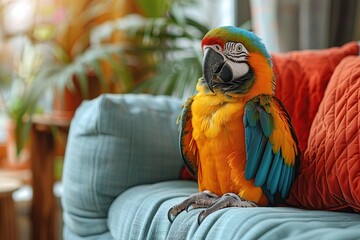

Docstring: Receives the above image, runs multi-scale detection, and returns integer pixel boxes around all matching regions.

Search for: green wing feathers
[178,97,198,177]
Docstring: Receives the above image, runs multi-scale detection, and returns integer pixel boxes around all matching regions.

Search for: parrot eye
[236,44,243,52]
[214,44,221,51]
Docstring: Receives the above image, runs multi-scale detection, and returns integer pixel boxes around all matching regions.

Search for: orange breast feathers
[190,92,269,206]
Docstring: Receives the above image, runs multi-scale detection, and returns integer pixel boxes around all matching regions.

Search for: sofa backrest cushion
[272,42,359,154]
[61,94,184,236]
[287,55,360,212]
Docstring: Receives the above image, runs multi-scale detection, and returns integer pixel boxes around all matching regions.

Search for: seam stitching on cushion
[337,61,352,202]
[312,108,325,207]
[328,59,347,205]
[327,62,339,204]
[347,62,359,204]
[344,65,351,203]
[125,96,134,191]
[333,60,356,204]
[345,62,358,203]
[93,97,104,216]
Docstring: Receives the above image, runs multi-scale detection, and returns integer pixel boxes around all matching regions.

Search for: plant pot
[52,72,102,120]
[0,141,6,164]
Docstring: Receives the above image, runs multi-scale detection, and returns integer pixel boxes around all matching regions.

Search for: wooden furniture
[30,114,71,240]
[0,177,21,240]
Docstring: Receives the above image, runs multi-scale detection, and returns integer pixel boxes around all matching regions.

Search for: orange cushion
[272,42,359,154]
[287,55,360,212]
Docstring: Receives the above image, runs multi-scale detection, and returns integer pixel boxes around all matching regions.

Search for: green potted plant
[0,38,43,166]
[2,0,210,154]
[94,0,209,98]
[0,0,148,155]
[29,0,136,119]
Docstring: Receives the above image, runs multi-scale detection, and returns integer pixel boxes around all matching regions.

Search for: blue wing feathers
[279,165,290,198]
[259,108,272,137]
[246,108,258,127]
[278,162,286,192]
[245,123,266,180]
[244,95,299,203]
[266,152,279,189]
[284,167,294,198]
[245,126,252,146]
[278,161,284,190]
[283,166,293,198]
[268,153,282,195]
[244,116,253,145]
[254,141,273,186]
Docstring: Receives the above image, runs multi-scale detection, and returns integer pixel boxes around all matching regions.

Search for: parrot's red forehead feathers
[201,37,224,50]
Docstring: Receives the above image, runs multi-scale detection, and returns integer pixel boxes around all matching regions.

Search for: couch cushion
[108,181,360,240]
[62,94,184,237]
[287,55,360,212]
[272,42,359,154]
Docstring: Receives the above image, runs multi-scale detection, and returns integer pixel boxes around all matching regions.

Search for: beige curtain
[249,0,360,52]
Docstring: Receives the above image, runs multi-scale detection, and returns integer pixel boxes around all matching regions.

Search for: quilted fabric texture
[62,94,184,237]
[287,56,360,211]
[108,180,360,240]
[272,42,359,154]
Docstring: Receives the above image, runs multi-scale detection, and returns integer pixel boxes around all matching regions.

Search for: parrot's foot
[167,190,219,223]
[197,193,257,224]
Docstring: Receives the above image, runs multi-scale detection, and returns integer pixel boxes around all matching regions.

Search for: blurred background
[0,0,359,239]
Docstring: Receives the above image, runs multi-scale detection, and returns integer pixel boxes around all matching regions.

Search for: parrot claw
[197,193,258,224]
[185,190,219,212]
[168,190,219,223]
[167,208,177,223]
[168,191,257,224]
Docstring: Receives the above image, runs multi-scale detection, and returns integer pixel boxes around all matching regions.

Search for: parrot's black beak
[202,47,225,92]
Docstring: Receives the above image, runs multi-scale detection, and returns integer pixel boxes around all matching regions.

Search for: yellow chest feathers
[191,94,245,140]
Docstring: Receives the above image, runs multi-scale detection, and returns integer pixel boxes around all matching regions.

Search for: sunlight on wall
[186,0,236,28]
[3,0,35,34]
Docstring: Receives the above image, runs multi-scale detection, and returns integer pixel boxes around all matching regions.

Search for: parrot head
[201,26,274,95]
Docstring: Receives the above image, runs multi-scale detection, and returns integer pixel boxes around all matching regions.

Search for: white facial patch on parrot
[203,42,251,82]
[223,42,250,79]
[225,59,249,79]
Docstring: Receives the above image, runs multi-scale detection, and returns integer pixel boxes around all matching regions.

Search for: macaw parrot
[168,26,300,224]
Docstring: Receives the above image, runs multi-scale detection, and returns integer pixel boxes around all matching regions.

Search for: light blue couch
[62,94,360,240]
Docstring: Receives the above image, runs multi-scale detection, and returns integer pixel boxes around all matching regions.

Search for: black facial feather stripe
[226,52,248,58]
[226,57,249,63]
[225,42,237,51]
[213,66,255,94]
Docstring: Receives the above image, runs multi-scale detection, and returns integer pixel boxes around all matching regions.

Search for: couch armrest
[61,94,184,237]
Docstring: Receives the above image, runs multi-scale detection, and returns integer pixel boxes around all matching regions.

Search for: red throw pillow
[272,42,359,154]
[287,55,360,212]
